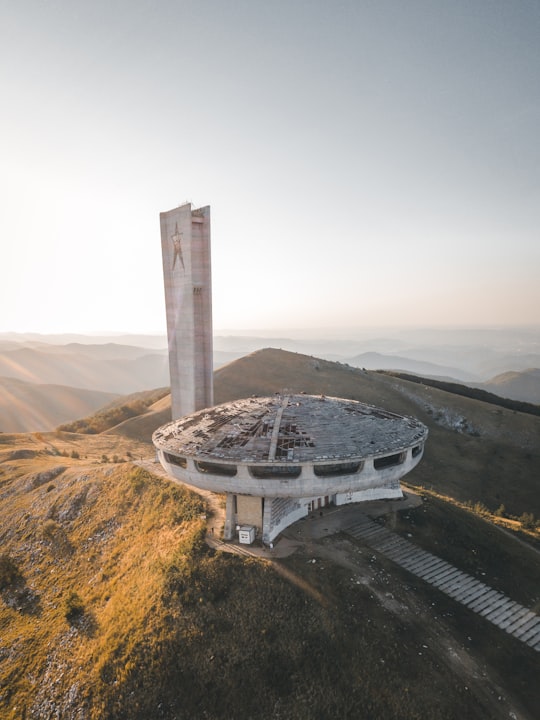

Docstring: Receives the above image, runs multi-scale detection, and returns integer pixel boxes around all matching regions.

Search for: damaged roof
[153,394,428,463]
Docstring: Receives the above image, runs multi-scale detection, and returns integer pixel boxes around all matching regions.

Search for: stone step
[503,609,537,633]
[468,589,504,613]
[517,618,540,642]
[346,520,538,652]
[522,624,540,645]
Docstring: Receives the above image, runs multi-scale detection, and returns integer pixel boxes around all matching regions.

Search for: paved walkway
[345,515,540,652]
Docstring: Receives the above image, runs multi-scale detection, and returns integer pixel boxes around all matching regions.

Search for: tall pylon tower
[160,203,213,419]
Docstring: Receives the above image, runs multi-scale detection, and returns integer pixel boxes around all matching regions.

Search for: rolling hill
[1,348,539,719]
[0,344,171,394]
[0,377,119,432]
[477,368,540,405]
[342,351,476,381]
[103,348,540,519]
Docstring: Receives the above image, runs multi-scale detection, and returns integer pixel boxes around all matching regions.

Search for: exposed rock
[25,466,67,491]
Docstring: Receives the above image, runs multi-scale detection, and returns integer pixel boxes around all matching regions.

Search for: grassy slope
[2,439,537,720]
[107,393,171,442]
[57,387,169,435]
[1,348,538,718]
[213,349,540,518]
[0,376,120,433]
[0,437,206,719]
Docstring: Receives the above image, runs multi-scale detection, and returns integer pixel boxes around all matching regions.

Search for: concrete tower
[155,200,428,546]
[160,203,213,419]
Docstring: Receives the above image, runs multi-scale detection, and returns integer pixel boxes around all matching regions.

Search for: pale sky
[1,0,539,334]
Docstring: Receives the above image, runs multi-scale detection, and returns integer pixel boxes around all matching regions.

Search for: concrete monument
[160,203,213,419]
[155,201,428,545]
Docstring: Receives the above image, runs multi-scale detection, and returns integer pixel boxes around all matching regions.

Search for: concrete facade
[160,203,213,419]
[155,201,428,545]
[153,394,428,544]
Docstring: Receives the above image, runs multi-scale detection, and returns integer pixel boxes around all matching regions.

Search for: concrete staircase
[345,516,540,652]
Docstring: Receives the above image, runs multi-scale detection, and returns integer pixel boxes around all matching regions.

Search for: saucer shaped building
[153,393,428,544]
[155,203,428,544]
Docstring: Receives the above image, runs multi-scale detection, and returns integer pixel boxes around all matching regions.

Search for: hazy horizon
[1,1,539,334]
[2,322,540,345]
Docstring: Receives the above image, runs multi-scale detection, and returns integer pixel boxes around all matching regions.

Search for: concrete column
[160,203,213,420]
[262,497,273,546]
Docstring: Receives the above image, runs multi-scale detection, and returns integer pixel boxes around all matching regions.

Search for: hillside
[1,348,539,718]
[213,348,540,518]
[57,387,169,435]
[1,427,539,719]
[0,344,170,394]
[0,377,119,433]
[478,368,540,405]
[105,347,540,518]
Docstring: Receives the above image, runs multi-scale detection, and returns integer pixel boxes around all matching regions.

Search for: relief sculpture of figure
[171,223,185,270]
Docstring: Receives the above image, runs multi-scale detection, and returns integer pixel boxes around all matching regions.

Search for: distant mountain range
[0,376,119,432]
[0,342,238,396]
[0,344,171,394]
[341,351,476,381]
[0,330,538,432]
[475,368,540,405]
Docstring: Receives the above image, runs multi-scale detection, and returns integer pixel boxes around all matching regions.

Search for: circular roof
[153,394,428,464]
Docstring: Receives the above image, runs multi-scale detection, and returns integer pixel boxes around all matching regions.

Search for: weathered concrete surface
[160,203,213,420]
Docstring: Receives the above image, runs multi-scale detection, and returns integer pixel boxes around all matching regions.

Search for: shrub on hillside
[0,554,22,590]
[519,512,537,531]
[41,519,72,554]
[57,388,169,434]
[41,519,62,541]
[64,590,85,623]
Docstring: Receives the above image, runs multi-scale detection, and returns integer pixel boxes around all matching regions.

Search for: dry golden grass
[1,349,538,718]
[0,445,206,718]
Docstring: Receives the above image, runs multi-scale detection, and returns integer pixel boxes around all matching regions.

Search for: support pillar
[262,497,272,546]
[224,493,235,540]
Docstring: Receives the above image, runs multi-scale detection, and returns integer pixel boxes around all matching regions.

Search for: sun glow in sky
[1,0,539,334]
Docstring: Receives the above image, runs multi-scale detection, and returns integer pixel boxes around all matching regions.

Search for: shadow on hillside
[1,581,42,616]
[68,609,99,637]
